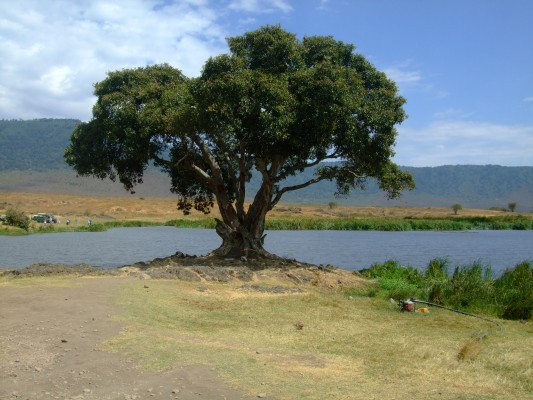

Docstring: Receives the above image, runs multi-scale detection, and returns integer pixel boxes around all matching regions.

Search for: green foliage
[84,223,107,232]
[360,260,424,299]
[452,203,462,215]
[360,259,421,281]
[165,219,216,228]
[494,261,533,320]
[68,216,532,231]
[0,119,80,171]
[64,24,414,257]
[424,258,450,304]
[447,262,493,309]
[76,221,160,232]
[356,258,532,320]
[266,216,533,231]
[5,208,30,231]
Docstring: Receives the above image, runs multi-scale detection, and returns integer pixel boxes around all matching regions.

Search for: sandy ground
[0,277,257,400]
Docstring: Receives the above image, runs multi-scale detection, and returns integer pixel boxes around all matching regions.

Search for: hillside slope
[1,119,532,211]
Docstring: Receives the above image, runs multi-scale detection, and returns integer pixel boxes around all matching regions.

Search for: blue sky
[1,0,532,166]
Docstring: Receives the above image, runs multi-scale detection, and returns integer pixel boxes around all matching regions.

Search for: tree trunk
[211,180,275,259]
[211,218,272,259]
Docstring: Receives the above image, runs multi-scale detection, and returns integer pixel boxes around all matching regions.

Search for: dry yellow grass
[105,277,533,400]
[0,191,518,228]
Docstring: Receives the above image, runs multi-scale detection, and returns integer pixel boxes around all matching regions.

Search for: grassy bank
[355,259,533,321]
[263,215,533,231]
[104,275,532,399]
[167,214,533,231]
[3,214,533,235]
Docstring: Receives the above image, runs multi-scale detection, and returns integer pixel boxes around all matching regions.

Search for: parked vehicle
[31,213,58,223]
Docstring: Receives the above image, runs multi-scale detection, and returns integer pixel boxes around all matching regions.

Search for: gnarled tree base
[211,218,278,260]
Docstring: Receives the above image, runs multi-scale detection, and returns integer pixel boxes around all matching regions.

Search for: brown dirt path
[0,277,256,400]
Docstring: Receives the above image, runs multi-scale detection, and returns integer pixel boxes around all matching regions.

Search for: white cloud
[433,108,474,120]
[316,0,331,10]
[228,0,292,13]
[0,0,228,121]
[40,66,73,96]
[383,67,422,85]
[523,96,533,102]
[394,120,533,167]
[382,60,422,86]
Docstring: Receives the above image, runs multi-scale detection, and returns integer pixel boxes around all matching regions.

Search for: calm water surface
[1,227,532,275]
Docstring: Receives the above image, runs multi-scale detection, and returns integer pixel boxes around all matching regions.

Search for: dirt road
[0,277,256,400]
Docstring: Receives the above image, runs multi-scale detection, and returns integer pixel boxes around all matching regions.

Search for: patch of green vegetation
[2,214,532,236]
[4,208,30,231]
[354,259,533,320]
[265,215,533,231]
[0,220,165,235]
[164,219,216,228]
[75,220,162,232]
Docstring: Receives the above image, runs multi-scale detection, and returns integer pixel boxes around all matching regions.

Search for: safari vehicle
[31,213,58,223]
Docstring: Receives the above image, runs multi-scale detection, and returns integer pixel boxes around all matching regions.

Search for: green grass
[165,218,216,228]
[265,215,533,231]
[2,214,532,235]
[0,220,163,235]
[356,259,533,321]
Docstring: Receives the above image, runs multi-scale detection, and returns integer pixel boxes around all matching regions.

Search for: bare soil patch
[0,276,260,400]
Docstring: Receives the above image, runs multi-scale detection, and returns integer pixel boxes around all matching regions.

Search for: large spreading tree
[65,25,415,259]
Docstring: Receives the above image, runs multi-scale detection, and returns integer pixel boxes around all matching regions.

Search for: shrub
[423,258,450,304]
[448,261,493,309]
[354,259,532,320]
[359,260,424,300]
[81,223,106,232]
[379,278,423,300]
[452,203,463,215]
[360,259,421,282]
[5,208,30,231]
[494,261,533,320]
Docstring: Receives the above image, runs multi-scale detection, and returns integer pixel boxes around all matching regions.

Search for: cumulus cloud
[383,66,422,85]
[0,0,228,120]
[228,0,292,13]
[394,120,533,167]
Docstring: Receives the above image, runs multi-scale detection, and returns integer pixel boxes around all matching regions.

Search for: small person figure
[88,219,92,226]
[66,219,70,225]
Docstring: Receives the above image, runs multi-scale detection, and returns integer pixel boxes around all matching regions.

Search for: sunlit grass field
[105,277,533,400]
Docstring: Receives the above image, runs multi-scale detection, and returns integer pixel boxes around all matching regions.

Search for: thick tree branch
[275,151,339,182]
[152,154,171,168]
[269,176,325,209]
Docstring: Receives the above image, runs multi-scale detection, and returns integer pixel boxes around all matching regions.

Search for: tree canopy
[65,25,415,258]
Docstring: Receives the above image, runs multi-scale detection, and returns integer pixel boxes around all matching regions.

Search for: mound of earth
[1,251,366,291]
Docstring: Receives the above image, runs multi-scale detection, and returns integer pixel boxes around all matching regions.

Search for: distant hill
[1,119,532,212]
[0,119,80,171]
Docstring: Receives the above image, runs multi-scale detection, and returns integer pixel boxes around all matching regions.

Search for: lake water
[1,227,532,276]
